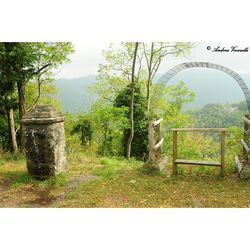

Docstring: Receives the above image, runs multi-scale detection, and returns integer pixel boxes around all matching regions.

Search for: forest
[0,42,249,208]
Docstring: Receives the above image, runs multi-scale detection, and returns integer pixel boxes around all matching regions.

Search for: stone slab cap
[21,105,64,125]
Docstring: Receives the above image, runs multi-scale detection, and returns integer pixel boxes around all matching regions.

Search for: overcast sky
[55,42,250,79]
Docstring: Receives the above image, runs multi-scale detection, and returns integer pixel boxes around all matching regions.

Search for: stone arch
[158,62,250,112]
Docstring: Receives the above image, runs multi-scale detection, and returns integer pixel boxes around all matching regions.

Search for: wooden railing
[172,128,226,176]
[235,114,250,177]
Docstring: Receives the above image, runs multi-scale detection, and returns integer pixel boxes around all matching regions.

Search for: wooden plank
[154,138,164,150]
[220,131,225,176]
[153,118,163,127]
[175,159,221,166]
[171,128,227,132]
[172,131,178,175]
[243,116,250,125]
[241,139,250,153]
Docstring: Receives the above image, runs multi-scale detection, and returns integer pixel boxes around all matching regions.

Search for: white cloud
[56,42,250,79]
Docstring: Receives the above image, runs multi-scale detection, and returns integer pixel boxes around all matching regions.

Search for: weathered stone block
[21,105,66,180]
[235,155,250,180]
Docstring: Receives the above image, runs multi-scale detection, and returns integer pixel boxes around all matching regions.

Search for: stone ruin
[21,105,67,180]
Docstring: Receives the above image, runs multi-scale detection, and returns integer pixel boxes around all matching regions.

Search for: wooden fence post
[220,130,225,176]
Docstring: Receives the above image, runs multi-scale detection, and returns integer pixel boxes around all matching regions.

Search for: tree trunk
[17,81,26,152]
[5,105,18,153]
[146,43,154,112]
[126,42,139,159]
[8,109,18,152]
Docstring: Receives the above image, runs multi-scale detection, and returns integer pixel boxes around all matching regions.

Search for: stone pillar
[21,105,67,180]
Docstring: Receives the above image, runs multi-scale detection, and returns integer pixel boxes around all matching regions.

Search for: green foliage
[0,42,74,151]
[71,113,93,146]
[0,116,9,151]
[232,100,248,112]
[91,43,145,103]
[25,80,62,110]
[178,132,220,161]
[166,126,243,174]
[64,112,80,153]
[91,103,129,156]
[151,81,195,126]
[189,103,244,128]
[149,81,196,156]
[114,84,148,159]
[225,126,243,167]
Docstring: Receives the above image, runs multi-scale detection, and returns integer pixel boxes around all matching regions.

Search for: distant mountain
[163,68,250,110]
[54,69,250,113]
[54,75,97,113]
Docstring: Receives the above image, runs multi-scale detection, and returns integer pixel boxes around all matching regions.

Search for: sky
[56,42,250,79]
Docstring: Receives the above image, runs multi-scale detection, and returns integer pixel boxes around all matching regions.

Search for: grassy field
[0,152,249,208]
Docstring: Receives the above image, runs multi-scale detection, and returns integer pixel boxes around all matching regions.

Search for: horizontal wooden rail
[153,118,163,127]
[172,128,227,132]
[175,159,221,166]
[241,139,250,153]
[154,138,164,150]
[243,116,250,125]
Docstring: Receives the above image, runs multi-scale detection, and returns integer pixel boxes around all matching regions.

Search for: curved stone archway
[158,62,250,112]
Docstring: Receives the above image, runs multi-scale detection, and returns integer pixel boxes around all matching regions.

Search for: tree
[92,42,143,158]
[91,103,129,156]
[71,114,93,147]
[127,42,139,159]
[0,43,20,152]
[142,42,193,114]
[2,42,74,151]
[114,84,148,159]
[91,43,144,103]
[91,42,195,162]
[150,81,195,156]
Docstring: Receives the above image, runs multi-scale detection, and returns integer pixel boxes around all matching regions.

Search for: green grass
[11,172,35,187]
[40,173,68,187]
[11,171,68,188]
[0,152,250,208]
[93,157,141,179]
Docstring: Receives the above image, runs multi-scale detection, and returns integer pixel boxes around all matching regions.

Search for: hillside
[54,70,250,113]
[54,75,97,113]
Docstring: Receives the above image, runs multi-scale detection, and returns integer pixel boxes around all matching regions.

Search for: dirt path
[0,174,99,208]
[50,174,100,207]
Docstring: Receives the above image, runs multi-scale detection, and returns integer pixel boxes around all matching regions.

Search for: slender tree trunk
[146,43,154,112]
[8,109,18,152]
[127,42,139,159]
[5,103,18,153]
[17,81,26,152]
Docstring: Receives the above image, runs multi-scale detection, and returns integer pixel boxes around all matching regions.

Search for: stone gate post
[21,105,67,180]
